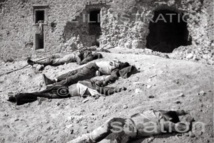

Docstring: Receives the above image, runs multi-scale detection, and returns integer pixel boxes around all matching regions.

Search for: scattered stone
[125,41,132,49]
[135,88,143,94]
[186,53,194,59]
[132,40,143,49]
[148,95,155,99]
[164,55,170,59]
[175,101,182,104]
[175,80,179,84]
[57,102,61,106]
[179,93,185,97]
[70,129,74,134]
[198,90,206,96]
[123,105,128,109]
[66,124,73,129]
[147,85,152,89]
[4,113,9,117]
[102,114,107,118]
[46,126,52,131]
[82,99,89,103]
[0,80,4,84]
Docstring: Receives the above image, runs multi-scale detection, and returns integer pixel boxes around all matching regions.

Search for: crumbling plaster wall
[100,0,210,49]
[0,0,211,60]
[0,0,95,60]
[204,0,214,43]
[62,3,109,52]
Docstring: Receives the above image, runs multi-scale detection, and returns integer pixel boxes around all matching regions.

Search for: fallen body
[27,50,103,66]
[7,80,126,105]
[43,60,138,87]
[69,109,194,143]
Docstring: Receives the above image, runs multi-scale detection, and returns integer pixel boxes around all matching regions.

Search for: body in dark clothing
[44,62,138,87]
[7,81,126,105]
[53,62,100,86]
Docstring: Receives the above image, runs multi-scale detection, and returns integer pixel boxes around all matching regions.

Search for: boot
[27,58,35,66]
[8,93,38,105]
[7,93,16,103]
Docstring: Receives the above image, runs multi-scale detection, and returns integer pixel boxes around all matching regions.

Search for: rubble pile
[170,45,214,65]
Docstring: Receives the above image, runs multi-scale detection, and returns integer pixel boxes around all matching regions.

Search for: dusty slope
[0,51,213,143]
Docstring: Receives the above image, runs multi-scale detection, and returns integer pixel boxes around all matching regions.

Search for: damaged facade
[0,0,213,59]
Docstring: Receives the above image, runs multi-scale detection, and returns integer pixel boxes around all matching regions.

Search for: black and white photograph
[0,0,213,143]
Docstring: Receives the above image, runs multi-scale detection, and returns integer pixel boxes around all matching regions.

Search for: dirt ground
[0,48,213,143]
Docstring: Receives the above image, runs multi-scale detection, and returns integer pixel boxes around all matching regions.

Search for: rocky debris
[135,88,143,94]
[132,40,144,49]
[198,90,206,96]
[175,101,182,104]
[179,93,185,97]
[82,98,89,103]
[170,45,214,65]
[123,105,128,109]
[147,84,152,89]
[148,95,155,99]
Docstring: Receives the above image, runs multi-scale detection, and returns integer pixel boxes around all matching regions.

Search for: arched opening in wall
[146,9,192,53]
[89,9,101,47]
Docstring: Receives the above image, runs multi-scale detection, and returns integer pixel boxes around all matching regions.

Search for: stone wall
[204,0,214,42]
[100,0,210,49]
[0,0,212,60]
[0,0,107,61]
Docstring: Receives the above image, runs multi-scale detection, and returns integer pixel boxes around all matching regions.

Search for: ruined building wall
[0,0,212,60]
[204,0,214,42]
[0,0,102,60]
[100,0,210,49]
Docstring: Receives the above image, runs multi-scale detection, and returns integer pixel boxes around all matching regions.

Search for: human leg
[68,117,131,143]
[51,54,76,66]
[8,86,70,105]
[57,69,79,81]
[27,58,53,66]
[53,65,98,86]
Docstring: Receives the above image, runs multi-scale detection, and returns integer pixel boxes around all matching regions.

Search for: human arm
[78,55,94,65]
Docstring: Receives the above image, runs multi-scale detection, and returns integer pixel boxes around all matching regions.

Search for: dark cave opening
[146,10,192,53]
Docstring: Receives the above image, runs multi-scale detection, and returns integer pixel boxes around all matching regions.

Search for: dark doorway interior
[89,9,101,47]
[35,10,45,23]
[35,34,44,49]
[146,10,191,53]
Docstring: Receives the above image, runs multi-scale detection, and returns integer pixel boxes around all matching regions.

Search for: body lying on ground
[43,60,138,87]
[69,109,194,143]
[7,80,126,105]
[27,50,103,66]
